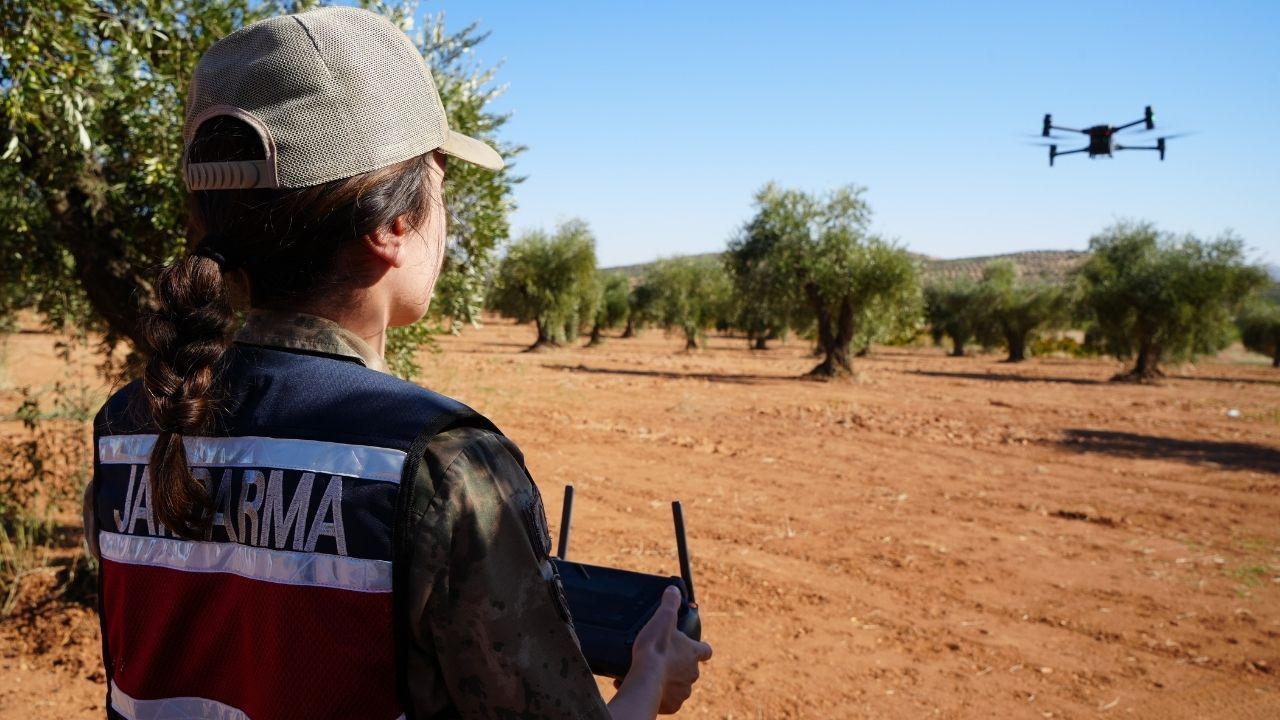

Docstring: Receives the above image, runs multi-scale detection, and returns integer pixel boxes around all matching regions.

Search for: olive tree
[0,0,519,378]
[1238,297,1280,368]
[489,219,598,351]
[725,232,792,350]
[646,256,731,351]
[621,281,657,339]
[738,183,918,377]
[1076,221,1267,381]
[587,271,630,346]
[924,280,985,357]
[978,260,1066,362]
[850,256,924,356]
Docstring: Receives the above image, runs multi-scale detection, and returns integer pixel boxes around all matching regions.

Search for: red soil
[2,318,1278,718]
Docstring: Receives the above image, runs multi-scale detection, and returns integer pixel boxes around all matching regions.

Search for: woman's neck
[283,294,391,359]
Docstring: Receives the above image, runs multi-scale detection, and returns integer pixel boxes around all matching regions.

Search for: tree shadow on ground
[472,341,535,350]
[851,353,919,363]
[442,341,539,355]
[543,363,793,385]
[1167,374,1280,387]
[1060,429,1280,474]
[909,370,1105,386]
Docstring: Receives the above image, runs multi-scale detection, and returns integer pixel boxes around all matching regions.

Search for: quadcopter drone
[1036,106,1182,166]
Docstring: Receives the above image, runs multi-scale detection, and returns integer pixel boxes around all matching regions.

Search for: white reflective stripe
[98,434,407,484]
[110,681,250,720]
[99,532,391,593]
[110,683,407,720]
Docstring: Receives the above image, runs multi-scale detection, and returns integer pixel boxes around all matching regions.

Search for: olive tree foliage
[1,0,262,348]
[1237,295,1280,368]
[725,232,792,350]
[587,271,630,346]
[924,279,984,357]
[621,281,657,339]
[1075,221,1267,382]
[851,270,924,356]
[977,260,1066,362]
[1265,281,1280,305]
[740,183,919,377]
[413,6,524,325]
[645,256,731,351]
[488,219,598,351]
[0,0,520,379]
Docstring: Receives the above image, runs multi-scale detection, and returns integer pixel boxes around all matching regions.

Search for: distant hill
[604,249,1089,285]
[917,250,1088,284]
[603,253,721,279]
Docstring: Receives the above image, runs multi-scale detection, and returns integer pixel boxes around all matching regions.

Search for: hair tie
[193,236,239,271]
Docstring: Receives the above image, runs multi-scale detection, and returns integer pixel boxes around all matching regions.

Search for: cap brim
[439,131,504,171]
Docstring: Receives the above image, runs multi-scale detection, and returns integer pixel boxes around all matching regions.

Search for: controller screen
[560,567,672,630]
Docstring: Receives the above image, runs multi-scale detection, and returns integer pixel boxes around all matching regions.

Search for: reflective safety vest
[92,345,492,720]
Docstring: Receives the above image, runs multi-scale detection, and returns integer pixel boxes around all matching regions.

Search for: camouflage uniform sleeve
[403,426,610,720]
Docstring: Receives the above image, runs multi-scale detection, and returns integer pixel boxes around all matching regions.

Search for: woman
[85,7,710,719]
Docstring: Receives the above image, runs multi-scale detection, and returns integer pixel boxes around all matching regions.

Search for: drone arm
[1048,146,1087,167]
[1049,125,1086,135]
[1114,118,1147,132]
[1116,140,1167,160]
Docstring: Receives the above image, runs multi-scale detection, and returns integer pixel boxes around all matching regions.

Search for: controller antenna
[557,485,575,559]
[672,500,696,605]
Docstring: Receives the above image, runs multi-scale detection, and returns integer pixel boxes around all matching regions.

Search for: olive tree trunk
[1115,341,1165,382]
[526,318,560,352]
[806,284,855,378]
[1004,329,1027,363]
[37,160,158,352]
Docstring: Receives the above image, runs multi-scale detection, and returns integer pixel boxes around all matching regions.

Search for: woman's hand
[611,585,713,717]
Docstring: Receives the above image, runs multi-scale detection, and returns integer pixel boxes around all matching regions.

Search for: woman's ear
[362,216,412,268]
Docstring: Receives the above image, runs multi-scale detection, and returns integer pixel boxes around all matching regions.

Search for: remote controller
[551,485,703,678]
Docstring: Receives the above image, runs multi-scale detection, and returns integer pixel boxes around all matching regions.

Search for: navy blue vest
[93,344,494,720]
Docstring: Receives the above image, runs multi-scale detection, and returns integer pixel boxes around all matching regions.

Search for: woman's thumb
[642,585,681,647]
[656,585,680,626]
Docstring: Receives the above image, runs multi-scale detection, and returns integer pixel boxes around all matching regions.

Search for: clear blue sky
[414,1,1279,267]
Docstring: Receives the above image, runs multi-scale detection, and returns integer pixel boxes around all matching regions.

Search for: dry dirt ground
[1,318,1278,719]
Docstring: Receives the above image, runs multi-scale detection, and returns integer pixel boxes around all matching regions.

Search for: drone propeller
[1130,124,1195,135]
[1158,132,1194,141]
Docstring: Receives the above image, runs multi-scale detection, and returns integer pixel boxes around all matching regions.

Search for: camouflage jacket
[86,310,609,719]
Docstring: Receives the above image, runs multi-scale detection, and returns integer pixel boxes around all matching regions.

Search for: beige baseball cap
[182,6,503,191]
